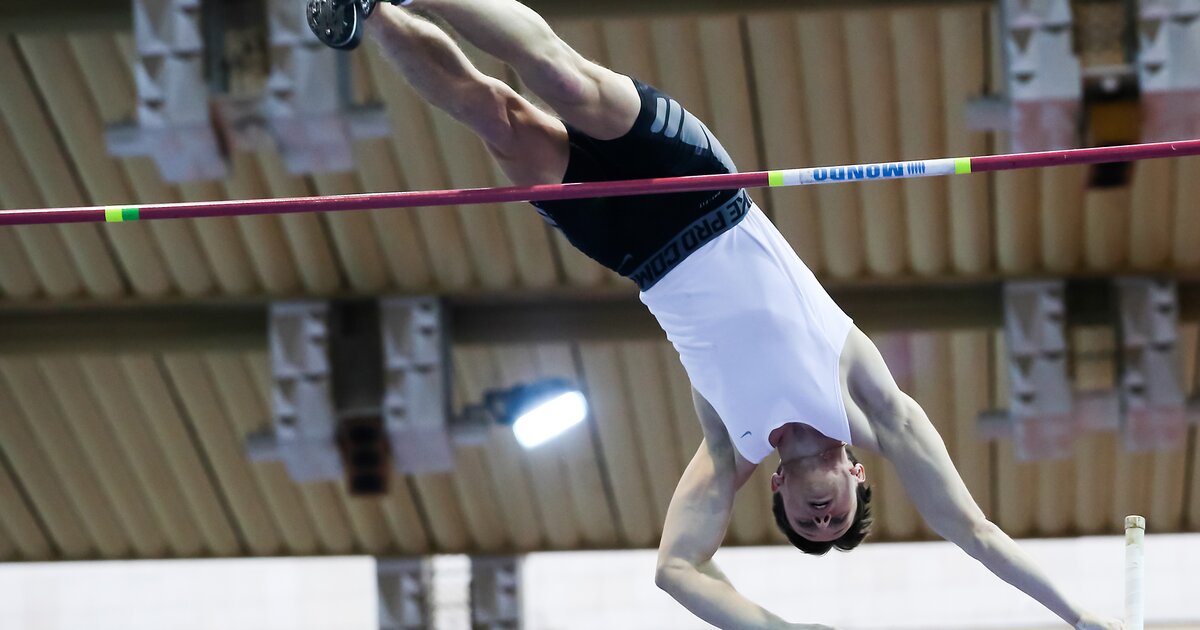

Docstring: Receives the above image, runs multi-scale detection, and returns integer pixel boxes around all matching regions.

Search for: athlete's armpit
[691,388,758,488]
[691,389,738,458]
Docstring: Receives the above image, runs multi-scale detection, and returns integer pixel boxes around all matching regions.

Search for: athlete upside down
[327,1,1124,628]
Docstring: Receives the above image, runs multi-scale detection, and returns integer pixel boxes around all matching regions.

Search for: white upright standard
[1125,515,1146,630]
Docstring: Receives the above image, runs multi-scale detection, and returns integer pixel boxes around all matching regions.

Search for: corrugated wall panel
[494,345,583,550]
[458,346,545,551]
[535,343,620,547]
[939,8,992,276]
[617,343,683,530]
[795,13,864,279]
[1172,157,1200,270]
[0,359,129,556]
[313,173,392,293]
[80,356,209,556]
[0,456,51,559]
[846,11,907,278]
[253,151,343,295]
[744,15,824,270]
[23,35,170,298]
[158,354,283,554]
[0,115,79,299]
[206,353,325,554]
[892,10,950,277]
[120,356,243,555]
[0,38,122,298]
[577,342,658,547]
[178,182,259,295]
[222,156,304,296]
[0,372,93,558]
[41,357,168,556]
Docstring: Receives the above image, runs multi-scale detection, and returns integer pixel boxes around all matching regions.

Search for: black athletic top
[532,79,747,290]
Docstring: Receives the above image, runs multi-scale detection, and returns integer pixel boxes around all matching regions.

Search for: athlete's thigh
[518,37,641,141]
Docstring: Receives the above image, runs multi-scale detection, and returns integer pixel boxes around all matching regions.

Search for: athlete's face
[770,447,866,542]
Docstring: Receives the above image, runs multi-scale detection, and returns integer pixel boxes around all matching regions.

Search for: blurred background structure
[0,0,1198,627]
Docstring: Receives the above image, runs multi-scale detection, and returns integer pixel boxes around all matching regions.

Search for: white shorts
[639,203,854,464]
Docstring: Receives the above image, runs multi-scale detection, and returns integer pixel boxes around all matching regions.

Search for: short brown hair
[771,449,873,555]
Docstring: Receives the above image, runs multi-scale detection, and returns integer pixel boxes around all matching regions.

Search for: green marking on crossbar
[105,207,140,222]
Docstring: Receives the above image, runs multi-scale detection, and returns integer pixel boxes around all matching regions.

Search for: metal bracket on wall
[1001,281,1079,460]
[471,556,522,630]
[1117,277,1189,451]
[1139,0,1200,140]
[249,301,344,482]
[107,0,391,182]
[966,0,1083,151]
[378,558,434,630]
[107,0,229,182]
[247,297,456,494]
[381,297,457,475]
[980,278,1196,460]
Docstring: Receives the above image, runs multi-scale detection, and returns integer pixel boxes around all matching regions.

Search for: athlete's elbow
[654,566,673,592]
[654,561,677,591]
[654,558,689,593]
[960,518,1002,559]
[865,386,920,435]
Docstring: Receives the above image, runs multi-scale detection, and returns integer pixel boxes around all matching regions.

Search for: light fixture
[484,379,589,449]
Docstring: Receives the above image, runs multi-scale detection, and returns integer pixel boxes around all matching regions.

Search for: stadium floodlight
[484,379,589,449]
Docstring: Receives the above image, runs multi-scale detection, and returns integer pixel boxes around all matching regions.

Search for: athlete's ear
[850,462,866,482]
[770,471,784,493]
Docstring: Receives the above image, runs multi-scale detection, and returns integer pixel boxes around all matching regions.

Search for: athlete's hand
[1074,612,1123,630]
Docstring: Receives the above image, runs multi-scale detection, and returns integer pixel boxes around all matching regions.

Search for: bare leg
[367,5,568,186]
[411,0,641,140]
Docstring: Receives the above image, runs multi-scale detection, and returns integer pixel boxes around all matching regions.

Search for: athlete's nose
[806,511,835,525]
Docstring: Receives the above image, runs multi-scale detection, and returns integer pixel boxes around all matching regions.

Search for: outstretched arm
[655,393,832,630]
[842,330,1120,630]
[876,396,1095,627]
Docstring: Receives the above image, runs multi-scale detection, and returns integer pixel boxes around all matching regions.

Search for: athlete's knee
[524,40,595,106]
[493,96,545,154]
